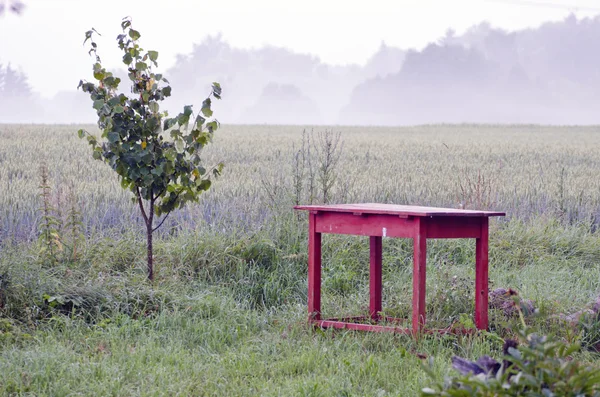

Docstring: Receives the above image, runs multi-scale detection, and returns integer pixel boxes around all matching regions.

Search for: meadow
[1,124,600,395]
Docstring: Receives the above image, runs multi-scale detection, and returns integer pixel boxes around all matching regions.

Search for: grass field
[1,124,600,395]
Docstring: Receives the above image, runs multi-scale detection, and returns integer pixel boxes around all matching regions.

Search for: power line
[483,0,600,12]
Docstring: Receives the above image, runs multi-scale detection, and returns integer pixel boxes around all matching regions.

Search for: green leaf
[135,61,148,71]
[129,29,141,41]
[163,118,177,131]
[107,131,120,143]
[212,82,222,99]
[195,115,206,128]
[77,129,86,139]
[149,101,160,113]
[178,111,190,126]
[93,99,104,110]
[92,150,102,160]
[175,138,184,154]
[114,105,124,114]
[201,98,213,117]
[206,120,218,133]
[197,179,211,191]
[147,51,158,62]
[123,53,133,65]
[121,19,131,30]
[162,86,172,97]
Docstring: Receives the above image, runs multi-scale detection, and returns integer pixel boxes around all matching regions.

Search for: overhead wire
[482,0,600,12]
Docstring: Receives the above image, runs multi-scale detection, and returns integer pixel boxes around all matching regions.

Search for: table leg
[370,236,383,320]
[475,217,489,330]
[412,218,427,336]
[308,212,322,321]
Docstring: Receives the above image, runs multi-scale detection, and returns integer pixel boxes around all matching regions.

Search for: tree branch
[136,186,149,226]
[152,211,172,233]
[151,192,180,233]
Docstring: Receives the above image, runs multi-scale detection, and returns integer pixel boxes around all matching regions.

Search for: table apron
[314,212,484,239]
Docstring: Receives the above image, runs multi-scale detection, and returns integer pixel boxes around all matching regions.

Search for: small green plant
[313,130,343,204]
[64,184,84,262]
[422,327,600,396]
[457,168,495,210]
[78,18,223,281]
[578,311,600,353]
[37,162,62,264]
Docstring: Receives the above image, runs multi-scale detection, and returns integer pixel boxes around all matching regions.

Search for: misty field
[2,124,600,396]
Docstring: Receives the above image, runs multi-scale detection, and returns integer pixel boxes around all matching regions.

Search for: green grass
[1,124,600,396]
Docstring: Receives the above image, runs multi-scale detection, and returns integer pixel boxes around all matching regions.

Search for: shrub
[422,328,600,396]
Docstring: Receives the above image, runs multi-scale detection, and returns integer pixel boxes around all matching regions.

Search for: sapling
[78,18,223,281]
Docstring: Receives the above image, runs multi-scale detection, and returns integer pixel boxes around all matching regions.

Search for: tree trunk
[137,188,155,282]
[146,221,153,281]
[146,197,155,282]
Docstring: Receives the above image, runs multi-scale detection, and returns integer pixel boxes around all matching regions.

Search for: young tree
[78,18,223,281]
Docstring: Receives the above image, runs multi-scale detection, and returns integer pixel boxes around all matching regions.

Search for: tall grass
[2,124,600,396]
[2,124,600,243]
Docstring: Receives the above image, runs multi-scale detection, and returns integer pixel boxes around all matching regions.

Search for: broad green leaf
[121,19,131,30]
[107,131,120,143]
[178,112,190,126]
[123,53,133,65]
[93,99,104,110]
[206,121,218,133]
[108,97,121,106]
[163,118,177,130]
[128,29,141,41]
[148,50,158,62]
[149,101,159,113]
[135,61,148,71]
[175,138,185,153]
[195,115,206,128]
[114,105,124,114]
[77,129,86,139]
[197,179,211,190]
[201,98,212,117]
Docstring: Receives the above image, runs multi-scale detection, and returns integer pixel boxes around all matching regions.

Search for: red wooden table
[294,203,505,336]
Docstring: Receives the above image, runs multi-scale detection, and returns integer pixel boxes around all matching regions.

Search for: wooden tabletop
[294,203,505,217]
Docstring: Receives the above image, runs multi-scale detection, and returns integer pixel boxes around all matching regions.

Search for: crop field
[2,124,600,395]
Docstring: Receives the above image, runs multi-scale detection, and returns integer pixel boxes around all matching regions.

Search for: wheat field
[2,124,600,396]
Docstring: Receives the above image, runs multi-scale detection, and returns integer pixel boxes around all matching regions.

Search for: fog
[2,13,600,125]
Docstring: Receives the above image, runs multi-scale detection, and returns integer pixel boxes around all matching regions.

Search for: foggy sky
[1,0,599,98]
[2,0,600,125]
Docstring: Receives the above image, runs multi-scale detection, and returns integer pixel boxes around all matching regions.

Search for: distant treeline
[3,14,600,125]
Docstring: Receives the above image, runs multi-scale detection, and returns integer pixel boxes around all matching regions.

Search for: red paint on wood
[412,217,427,336]
[295,203,504,337]
[370,236,383,320]
[315,212,416,238]
[314,319,475,335]
[308,212,322,320]
[475,217,489,330]
[426,216,483,239]
[295,203,505,218]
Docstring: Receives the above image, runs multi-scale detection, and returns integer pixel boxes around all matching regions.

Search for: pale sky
[1,0,599,98]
